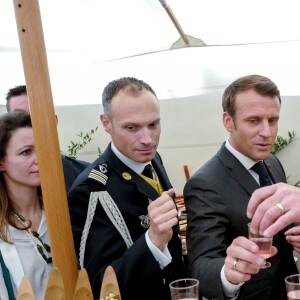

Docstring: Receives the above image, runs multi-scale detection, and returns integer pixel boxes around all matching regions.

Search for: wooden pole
[12,1,78,299]
[159,0,189,45]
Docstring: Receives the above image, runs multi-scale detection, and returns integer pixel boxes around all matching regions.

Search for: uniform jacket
[68,144,184,300]
[184,143,298,300]
[62,155,89,192]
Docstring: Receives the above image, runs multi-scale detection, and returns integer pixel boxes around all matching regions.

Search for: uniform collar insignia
[122,172,132,180]
[99,164,107,173]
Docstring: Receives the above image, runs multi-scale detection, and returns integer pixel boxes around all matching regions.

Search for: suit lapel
[264,156,286,184]
[218,143,258,196]
[133,174,160,201]
[218,143,286,195]
[152,155,172,190]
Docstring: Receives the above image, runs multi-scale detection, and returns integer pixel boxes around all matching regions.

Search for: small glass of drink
[169,278,199,300]
[248,223,273,269]
[285,274,300,300]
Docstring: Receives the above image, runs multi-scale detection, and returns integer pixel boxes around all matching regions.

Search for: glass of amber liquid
[248,223,273,269]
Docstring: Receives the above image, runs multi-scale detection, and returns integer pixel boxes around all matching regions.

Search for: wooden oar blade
[73,268,93,300]
[17,276,35,300]
[44,267,65,300]
[99,266,121,300]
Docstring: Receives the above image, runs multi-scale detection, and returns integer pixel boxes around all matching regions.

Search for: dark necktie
[251,161,272,187]
[142,164,153,179]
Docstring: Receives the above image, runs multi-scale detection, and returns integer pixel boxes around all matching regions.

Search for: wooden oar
[12,1,78,299]
[99,266,121,300]
[17,276,35,300]
[44,267,65,300]
[73,269,93,300]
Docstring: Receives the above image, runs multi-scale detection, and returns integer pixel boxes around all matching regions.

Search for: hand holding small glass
[248,223,273,268]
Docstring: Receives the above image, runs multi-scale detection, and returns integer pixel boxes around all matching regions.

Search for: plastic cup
[169,278,199,300]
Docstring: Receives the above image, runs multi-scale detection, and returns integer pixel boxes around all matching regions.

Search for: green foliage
[96,146,102,157]
[294,181,300,188]
[272,131,299,187]
[67,126,99,159]
[271,131,295,155]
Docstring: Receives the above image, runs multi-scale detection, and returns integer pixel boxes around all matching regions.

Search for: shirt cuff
[145,230,172,269]
[221,265,244,298]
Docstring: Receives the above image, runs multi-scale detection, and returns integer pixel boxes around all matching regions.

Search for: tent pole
[159,0,189,45]
[12,1,78,299]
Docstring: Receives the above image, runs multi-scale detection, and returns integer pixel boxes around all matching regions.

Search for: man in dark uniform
[5,85,89,191]
[68,77,184,300]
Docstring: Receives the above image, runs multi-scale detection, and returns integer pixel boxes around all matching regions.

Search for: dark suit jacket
[184,143,298,300]
[68,144,184,300]
[61,155,89,192]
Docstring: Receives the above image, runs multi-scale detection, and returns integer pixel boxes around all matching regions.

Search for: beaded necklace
[13,210,52,264]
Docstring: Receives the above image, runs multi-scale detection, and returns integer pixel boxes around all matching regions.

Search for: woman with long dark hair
[0,111,52,300]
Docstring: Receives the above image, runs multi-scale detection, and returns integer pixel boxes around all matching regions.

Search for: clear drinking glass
[169,278,199,300]
[285,274,300,300]
[248,223,273,269]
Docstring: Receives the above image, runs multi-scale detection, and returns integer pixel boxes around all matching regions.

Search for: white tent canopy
[1,0,300,105]
[1,0,300,193]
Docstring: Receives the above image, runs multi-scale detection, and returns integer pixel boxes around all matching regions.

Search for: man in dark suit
[5,85,89,191]
[68,77,184,300]
[184,75,298,299]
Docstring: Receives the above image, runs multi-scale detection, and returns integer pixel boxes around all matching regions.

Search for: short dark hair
[102,77,157,119]
[5,85,27,112]
[222,75,281,118]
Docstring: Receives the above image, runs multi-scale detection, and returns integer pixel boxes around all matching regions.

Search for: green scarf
[0,251,15,300]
